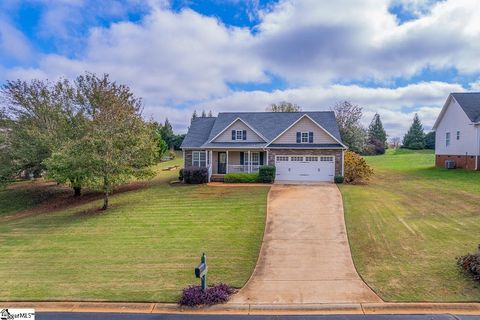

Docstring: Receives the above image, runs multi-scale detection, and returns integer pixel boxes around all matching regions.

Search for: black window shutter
[296,132,301,143]
[240,152,244,165]
[232,130,236,140]
[242,130,247,140]
[309,131,314,143]
[260,152,264,165]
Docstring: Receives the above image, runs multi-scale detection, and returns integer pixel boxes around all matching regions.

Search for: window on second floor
[446,132,451,147]
[301,132,309,143]
[456,131,460,140]
[232,129,247,141]
[296,131,314,143]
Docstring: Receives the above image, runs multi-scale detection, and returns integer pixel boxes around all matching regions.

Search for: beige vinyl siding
[228,151,241,164]
[274,117,337,144]
[213,119,264,142]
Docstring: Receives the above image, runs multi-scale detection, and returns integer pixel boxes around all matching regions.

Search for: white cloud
[2,0,479,138]
[185,81,463,137]
[254,0,480,83]
[0,19,33,63]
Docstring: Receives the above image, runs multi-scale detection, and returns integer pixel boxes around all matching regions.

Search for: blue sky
[1,0,479,136]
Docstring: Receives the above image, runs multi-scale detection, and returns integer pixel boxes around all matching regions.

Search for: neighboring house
[180,112,347,182]
[432,92,480,170]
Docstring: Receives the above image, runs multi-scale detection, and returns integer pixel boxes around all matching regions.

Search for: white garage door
[275,155,335,182]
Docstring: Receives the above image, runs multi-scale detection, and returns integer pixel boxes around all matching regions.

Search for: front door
[218,152,227,174]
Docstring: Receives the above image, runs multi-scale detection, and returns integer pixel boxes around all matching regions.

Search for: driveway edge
[2,302,480,315]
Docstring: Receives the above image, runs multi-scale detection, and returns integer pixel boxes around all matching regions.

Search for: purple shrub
[178,283,236,307]
[457,245,480,282]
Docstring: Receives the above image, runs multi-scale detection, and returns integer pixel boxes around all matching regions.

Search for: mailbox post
[194,253,208,291]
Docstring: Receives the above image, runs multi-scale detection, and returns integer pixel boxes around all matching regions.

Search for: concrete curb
[2,302,480,315]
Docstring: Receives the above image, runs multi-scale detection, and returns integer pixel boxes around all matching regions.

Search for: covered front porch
[208,150,268,176]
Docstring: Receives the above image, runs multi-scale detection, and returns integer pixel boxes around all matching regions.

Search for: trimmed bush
[179,168,184,182]
[334,175,345,184]
[344,150,373,184]
[182,167,208,184]
[224,172,259,183]
[258,165,276,183]
[178,283,236,307]
[457,245,480,282]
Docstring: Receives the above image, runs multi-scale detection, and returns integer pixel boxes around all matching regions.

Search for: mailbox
[195,262,207,278]
[194,253,208,291]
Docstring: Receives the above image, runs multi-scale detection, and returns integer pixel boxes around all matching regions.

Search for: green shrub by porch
[258,165,276,183]
[224,172,259,183]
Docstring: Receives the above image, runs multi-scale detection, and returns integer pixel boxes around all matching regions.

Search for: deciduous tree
[333,101,367,154]
[268,101,301,112]
[75,73,158,210]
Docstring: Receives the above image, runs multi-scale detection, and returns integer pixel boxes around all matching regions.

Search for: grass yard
[0,156,269,302]
[340,149,480,302]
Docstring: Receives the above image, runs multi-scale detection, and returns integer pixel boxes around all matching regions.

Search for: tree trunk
[73,186,81,197]
[102,191,109,210]
[102,175,109,210]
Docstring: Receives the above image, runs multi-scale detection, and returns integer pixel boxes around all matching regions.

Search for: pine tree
[163,118,173,136]
[368,113,387,146]
[208,110,213,117]
[191,110,198,123]
[402,113,425,149]
[201,110,207,117]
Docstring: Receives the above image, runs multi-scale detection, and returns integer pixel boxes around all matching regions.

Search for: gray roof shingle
[451,92,480,123]
[181,111,343,149]
[180,117,216,148]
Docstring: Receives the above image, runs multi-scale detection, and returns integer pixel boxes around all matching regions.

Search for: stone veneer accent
[183,150,203,168]
[267,149,343,176]
[435,154,479,170]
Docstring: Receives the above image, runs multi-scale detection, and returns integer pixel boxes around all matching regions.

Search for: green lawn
[340,149,480,302]
[0,157,269,302]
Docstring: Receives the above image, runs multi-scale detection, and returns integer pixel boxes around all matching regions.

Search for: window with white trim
[456,131,460,140]
[245,152,260,166]
[291,156,304,161]
[192,151,207,167]
[446,132,450,147]
[235,130,244,140]
[276,156,289,161]
[301,132,309,143]
[305,156,318,161]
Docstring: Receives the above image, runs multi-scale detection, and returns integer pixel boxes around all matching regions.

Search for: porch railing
[227,165,260,173]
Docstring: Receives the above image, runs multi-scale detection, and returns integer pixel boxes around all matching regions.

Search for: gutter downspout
[475,126,480,171]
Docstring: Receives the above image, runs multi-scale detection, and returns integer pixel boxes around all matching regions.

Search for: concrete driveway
[229,183,381,304]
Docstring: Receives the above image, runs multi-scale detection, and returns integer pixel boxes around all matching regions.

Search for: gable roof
[208,117,268,143]
[451,92,480,123]
[432,92,480,130]
[181,111,343,148]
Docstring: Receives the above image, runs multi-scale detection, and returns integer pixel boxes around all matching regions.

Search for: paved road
[37,312,480,320]
[230,184,380,304]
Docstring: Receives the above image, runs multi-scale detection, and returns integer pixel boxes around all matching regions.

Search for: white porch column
[226,150,229,173]
[341,149,345,176]
[248,150,251,173]
[266,150,269,166]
